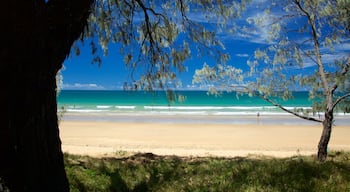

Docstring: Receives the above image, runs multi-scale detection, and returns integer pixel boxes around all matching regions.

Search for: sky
[61,0,350,90]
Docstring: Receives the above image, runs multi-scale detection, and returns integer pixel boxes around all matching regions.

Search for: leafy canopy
[73,0,249,90]
[193,0,350,116]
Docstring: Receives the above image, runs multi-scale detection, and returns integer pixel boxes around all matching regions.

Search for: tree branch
[134,0,166,41]
[293,0,329,91]
[230,85,323,123]
[178,0,190,23]
[134,0,165,58]
[261,95,323,123]
[341,56,350,76]
[332,93,350,111]
[329,56,350,108]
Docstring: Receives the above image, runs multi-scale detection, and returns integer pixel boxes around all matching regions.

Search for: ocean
[57,90,349,125]
[57,90,313,115]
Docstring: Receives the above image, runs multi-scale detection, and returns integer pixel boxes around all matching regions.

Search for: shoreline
[61,112,350,125]
[59,120,350,158]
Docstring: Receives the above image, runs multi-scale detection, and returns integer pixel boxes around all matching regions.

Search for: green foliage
[79,0,247,90]
[57,105,66,125]
[193,0,350,116]
[193,62,244,95]
[336,97,350,113]
[56,67,66,124]
[56,66,64,95]
[65,151,350,192]
[246,0,349,99]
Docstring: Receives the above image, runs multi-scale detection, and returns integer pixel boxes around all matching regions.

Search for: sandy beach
[59,120,350,158]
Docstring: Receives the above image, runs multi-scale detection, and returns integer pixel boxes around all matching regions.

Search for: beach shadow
[94,159,130,192]
[99,153,184,192]
[231,154,350,192]
[65,152,350,192]
[109,171,130,192]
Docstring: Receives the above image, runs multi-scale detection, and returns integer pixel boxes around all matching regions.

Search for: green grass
[64,151,350,192]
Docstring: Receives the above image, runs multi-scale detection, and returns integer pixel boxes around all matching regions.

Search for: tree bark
[317,109,334,162]
[0,0,93,191]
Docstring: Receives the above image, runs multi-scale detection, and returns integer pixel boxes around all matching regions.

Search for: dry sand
[59,121,350,158]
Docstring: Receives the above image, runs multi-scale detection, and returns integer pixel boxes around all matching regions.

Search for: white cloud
[293,52,349,69]
[299,40,350,68]
[331,40,350,52]
[235,53,249,57]
[62,83,106,90]
[185,84,205,90]
[322,53,348,63]
[218,2,283,45]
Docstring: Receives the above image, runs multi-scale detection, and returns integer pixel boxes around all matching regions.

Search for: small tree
[193,0,350,161]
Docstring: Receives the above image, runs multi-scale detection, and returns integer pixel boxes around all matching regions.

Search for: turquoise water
[57,90,313,115]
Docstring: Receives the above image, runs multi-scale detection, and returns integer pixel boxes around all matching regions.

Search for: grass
[64,151,350,192]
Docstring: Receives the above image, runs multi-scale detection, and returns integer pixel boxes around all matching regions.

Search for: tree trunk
[0,0,93,191]
[0,13,70,192]
[2,70,69,191]
[317,110,334,162]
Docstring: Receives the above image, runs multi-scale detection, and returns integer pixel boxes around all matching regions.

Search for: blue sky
[61,0,349,90]
[61,39,256,90]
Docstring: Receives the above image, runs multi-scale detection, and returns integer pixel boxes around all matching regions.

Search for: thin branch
[262,96,323,123]
[135,0,154,47]
[178,0,190,23]
[341,56,350,77]
[135,0,166,55]
[329,56,350,103]
[231,85,323,123]
[134,0,167,22]
[292,39,319,65]
[293,0,329,91]
[332,93,350,111]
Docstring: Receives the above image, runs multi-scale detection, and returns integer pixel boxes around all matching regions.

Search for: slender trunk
[294,1,331,162]
[317,103,334,162]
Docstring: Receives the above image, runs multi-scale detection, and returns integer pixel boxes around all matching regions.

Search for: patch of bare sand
[59,121,350,158]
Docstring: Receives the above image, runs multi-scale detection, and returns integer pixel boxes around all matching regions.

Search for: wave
[115,105,136,109]
[96,105,112,109]
[61,108,349,118]
[142,105,315,111]
[144,106,227,110]
[61,104,329,116]
[66,109,109,113]
[63,105,315,112]
[284,107,313,110]
[149,111,208,115]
